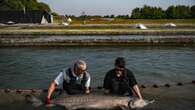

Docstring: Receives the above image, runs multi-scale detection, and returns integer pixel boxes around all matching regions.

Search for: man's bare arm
[47,80,57,99]
[132,85,143,99]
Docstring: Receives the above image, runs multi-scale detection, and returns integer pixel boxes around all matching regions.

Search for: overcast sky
[40,0,195,16]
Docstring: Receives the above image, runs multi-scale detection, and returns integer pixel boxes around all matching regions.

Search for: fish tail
[25,94,43,107]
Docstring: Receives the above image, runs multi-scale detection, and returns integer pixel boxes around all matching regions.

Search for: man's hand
[104,89,110,94]
[85,89,90,94]
[45,97,52,105]
[133,85,143,99]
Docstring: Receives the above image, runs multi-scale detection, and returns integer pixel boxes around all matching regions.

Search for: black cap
[115,57,125,68]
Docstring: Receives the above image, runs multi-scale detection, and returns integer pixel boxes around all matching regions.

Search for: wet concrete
[0,35,195,46]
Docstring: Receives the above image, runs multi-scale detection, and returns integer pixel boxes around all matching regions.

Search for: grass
[53,18,195,25]
[0,18,194,35]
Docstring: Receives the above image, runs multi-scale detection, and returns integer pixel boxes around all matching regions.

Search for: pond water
[0,46,195,110]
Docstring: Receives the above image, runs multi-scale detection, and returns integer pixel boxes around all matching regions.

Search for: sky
[40,0,195,16]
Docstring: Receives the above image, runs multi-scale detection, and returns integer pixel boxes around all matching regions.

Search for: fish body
[26,94,154,110]
[52,94,130,110]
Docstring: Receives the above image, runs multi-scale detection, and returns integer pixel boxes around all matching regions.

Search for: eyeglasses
[77,68,87,73]
[115,67,125,72]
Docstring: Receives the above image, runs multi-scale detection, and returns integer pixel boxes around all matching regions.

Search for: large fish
[26,94,154,110]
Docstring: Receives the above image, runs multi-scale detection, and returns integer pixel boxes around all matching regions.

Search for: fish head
[128,98,155,109]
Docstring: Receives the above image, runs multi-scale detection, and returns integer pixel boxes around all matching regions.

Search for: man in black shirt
[103,57,143,99]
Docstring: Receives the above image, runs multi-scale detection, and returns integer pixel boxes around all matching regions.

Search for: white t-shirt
[54,68,91,88]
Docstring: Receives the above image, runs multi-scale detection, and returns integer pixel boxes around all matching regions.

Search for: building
[0,10,53,24]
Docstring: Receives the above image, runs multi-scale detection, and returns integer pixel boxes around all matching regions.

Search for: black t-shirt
[103,68,137,91]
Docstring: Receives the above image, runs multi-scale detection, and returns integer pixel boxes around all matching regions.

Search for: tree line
[131,5,195,19]
[0,0,51,12]
[65,5,195,19]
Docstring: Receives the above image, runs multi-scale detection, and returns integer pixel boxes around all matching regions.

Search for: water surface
[0,46,195,110]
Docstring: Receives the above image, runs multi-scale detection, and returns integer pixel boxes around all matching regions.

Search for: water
[23,35,195,41]
[0,46,195,88]
[0,46,195,110]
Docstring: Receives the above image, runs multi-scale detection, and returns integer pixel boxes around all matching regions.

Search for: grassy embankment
[0,18,195,47]
[53,16,195,25]
[0,18,195,35]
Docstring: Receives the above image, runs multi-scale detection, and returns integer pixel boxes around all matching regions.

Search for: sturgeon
[26,94,154,110]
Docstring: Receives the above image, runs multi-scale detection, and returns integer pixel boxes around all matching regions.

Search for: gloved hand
[45,97,52,105]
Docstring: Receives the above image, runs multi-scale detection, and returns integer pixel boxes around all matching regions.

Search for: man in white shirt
[45,60,91,104]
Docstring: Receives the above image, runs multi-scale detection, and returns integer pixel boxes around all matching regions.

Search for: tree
[153,7,166,19]
[131,5,165,19]
[166,5,191,19]
[51,12,59,16]
[141,5,153,19]
[131,8,141,19]
[35,2,51,12]
[0,0,24,10]
[166,6,175,18]
[131,5,192,19]
[110,14,115,18]
[116,15,129,19]
[0,0,51,12]
[191,5,195,18]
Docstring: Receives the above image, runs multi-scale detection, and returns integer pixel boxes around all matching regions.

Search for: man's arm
[132,85,143,99]
[46,72,64,101]
[47,80,57,99]
[103,72,111,94]
[127,70,143,99]
[84,72,91,94]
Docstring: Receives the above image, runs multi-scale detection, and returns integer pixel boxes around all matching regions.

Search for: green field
[53,17,195,25]
[0,18,194,35]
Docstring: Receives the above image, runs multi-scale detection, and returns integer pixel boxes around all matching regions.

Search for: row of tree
[65,5,195,19]
[0,0,51,12]
[131,5,195,19]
